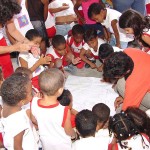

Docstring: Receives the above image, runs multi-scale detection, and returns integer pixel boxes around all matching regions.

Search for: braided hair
[109,112,144,149]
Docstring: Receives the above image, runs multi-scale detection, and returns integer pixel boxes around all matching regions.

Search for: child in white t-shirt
[0,73,39,150]
[19,29,51,90]
[31,69,76,150]
[80,28,105,70]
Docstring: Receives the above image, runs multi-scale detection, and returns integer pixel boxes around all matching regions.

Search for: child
[125,107,150,139]
[31,69,76,150]
[109,112,150,150]
[72,109,109,150]
[88,3,133,49]
[0,73,39,149]
[80,29,105,70]
[98,43,122,71]
[119,9,150,54]
[58,89,78,128]
[67,24,85,69]
[92,103,113,148]
[46,35,81,70]
[19,29,51,90]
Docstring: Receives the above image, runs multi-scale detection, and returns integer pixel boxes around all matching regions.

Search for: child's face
[69,94,73,109]
[87,37,98,51]
[32,37,42,48]
[91,10,105,23]
[55,43,67,56]
[73,34,84,44]
[124,28,134,34]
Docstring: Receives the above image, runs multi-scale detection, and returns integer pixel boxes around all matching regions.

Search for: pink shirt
[82,0,98,24]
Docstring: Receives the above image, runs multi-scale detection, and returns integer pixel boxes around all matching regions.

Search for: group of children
[0,1,150,150]
[0,68,150,149]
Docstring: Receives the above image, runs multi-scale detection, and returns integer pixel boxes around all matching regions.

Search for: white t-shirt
[67,36,85,53]
[18,52,45,77]
[83,38,106,57]
[95,129,113,145]
[13,0,33,36]
[31,97,72,150]
[101,8,133,42]
[45,11,55,29]
[72,136,110,150]
[116,134,150,150]
[0,109,39,150]
[49,0,75,18]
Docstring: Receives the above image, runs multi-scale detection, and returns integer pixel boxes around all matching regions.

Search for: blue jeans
[56,24,72,36]
[112,0,146,15]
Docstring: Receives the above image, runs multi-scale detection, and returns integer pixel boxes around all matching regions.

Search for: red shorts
[46,26,56,38]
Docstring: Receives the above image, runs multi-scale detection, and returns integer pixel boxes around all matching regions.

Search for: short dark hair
[58,89,71,106]
[75,109,97,138]
[0,0,21,25]
[52,35,66,48]
[1,73,30,106]
[72,24,84,36]
[84,29,97,43]
[39,68,65,96]
[119,9,150,40]
[88,3,105,19]
[99,43,114,60]
[15,67,32,77]
[25,29,42,41]
[103,52,134,80]
[92,103,110,123]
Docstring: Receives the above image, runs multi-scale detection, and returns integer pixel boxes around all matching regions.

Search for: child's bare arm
[19,54,51,73]
[111,20,121,48]
[80,48,97,68]
[64,109,76,137]
[71,108,78,116]
[14,131,24,150]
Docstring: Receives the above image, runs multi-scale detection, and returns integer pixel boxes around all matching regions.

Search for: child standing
[119,9,150,54]
[31,69,76,150]
[80,29,105,70]
[109,112,150,150]
[67,24,85,69]
[0,73,39,149]
[19,29,51,90]
[88,3,133,49]
[46,35,81,70]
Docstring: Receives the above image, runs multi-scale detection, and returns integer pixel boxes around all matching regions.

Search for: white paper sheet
[65,76,118,116]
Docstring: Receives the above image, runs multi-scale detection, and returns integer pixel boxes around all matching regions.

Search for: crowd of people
[0,0,150,149]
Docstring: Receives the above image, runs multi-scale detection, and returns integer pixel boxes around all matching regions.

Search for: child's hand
[72,57,81,65]
[114,96,123,110]
[97,64,103,72]
[116,43,121,49]
[30,46,40,57]
[90,62,97,69]
[39,54,51,65]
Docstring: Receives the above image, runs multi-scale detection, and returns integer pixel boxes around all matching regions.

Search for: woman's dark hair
[103,52,134,81]
[109,112,145,149]
[0,0,21,25]
[1,73,30,106]
[125,107,150,139]
[119,9,150,40]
